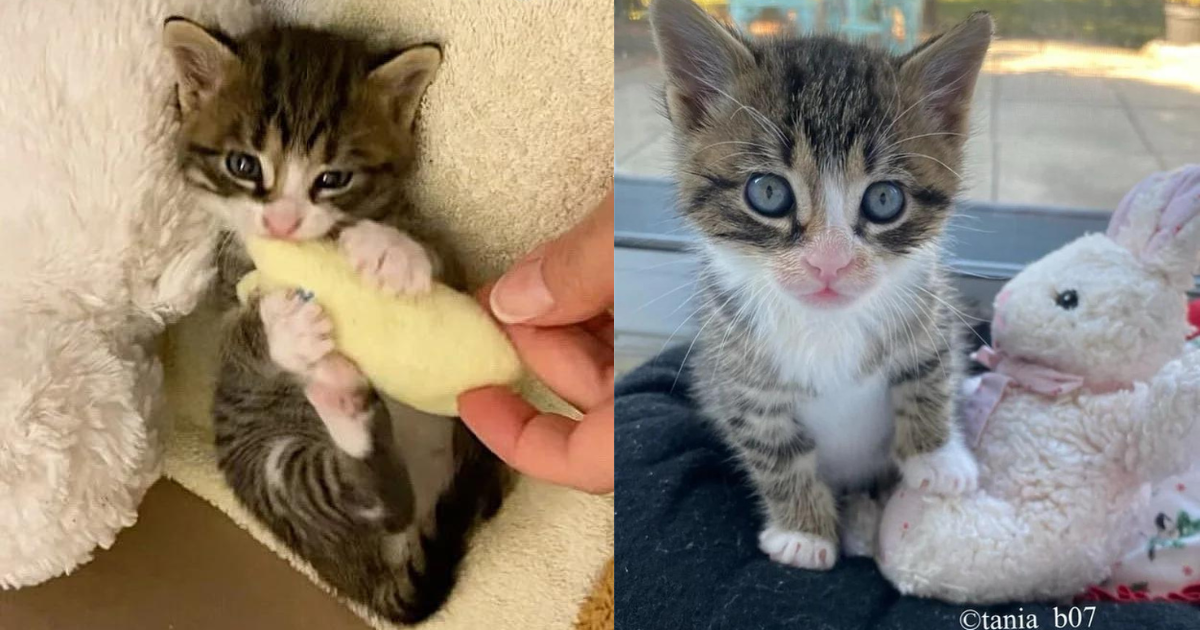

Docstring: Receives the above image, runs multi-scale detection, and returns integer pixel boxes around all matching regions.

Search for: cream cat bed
[0,0,614,628]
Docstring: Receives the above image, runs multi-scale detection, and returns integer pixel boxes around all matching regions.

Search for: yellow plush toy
[236,237,523,416]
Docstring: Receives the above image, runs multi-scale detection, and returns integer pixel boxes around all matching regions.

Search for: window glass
[616,0,1200,210]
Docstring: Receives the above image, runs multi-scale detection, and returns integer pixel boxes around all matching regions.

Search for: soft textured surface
[241,237,522,416]
[0,0,257,588]
[574,559,615,630]
[1084,467,1200,602]
[879,167,1200,604]
[615,347,1200,630]
[162,1,615,629]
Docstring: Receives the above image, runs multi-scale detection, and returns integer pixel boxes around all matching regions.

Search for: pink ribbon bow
[962,346,1087,447]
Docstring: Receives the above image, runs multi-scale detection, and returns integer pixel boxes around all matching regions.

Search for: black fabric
[615,346,1200,630]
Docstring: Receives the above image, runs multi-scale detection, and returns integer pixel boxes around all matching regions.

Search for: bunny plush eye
[1055,289,1079,310]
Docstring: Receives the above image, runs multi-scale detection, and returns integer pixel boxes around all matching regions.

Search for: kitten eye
[861,181,906,223]
[225,152,261,181]
[314,170,353,190]
[1055,289,1079,310]
[744,173,794,218]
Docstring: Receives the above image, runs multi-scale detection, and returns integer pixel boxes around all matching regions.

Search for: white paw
[758,527,837,570]
[338,220,433,295]
[260,290,334,377]
[900,439,979,495]
[305,355,372,458]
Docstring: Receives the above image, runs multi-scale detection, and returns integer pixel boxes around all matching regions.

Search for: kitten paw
[900,439,979,495]
[305,355,372,458]
[339,220,433,295]
[758,527,837,570]
[260,290,334,377]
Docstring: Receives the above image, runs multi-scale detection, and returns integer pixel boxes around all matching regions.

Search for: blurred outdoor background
[616,0,1200,209]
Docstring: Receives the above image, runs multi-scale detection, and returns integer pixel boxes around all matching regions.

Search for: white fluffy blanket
[0,0,243,587]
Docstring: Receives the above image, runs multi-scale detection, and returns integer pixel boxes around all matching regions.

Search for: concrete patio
[616,40,1200,210]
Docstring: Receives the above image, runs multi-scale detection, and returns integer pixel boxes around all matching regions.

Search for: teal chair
[825,0,924,51]
[728,0,823,33]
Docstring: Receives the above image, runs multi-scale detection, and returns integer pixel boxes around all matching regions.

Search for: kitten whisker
[877,72,969,141]
[896,285,952,379]
[672,288,739,394]
[631,280,698,315]
[694,140,776,155]
[628,258,696,272]
[874,132,967,154]
[890,152,963,181]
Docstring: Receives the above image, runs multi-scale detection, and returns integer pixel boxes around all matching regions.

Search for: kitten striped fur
[651,0,992,569]
[165,20,507,622]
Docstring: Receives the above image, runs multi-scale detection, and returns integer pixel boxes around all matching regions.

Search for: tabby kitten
[650,0,992,570]
[164,19,506,622]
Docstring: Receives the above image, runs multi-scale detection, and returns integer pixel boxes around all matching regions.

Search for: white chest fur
[760,296,898,490]
[797,374,895,489]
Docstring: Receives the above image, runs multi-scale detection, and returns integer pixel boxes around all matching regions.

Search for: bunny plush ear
[1107,165,1200,291]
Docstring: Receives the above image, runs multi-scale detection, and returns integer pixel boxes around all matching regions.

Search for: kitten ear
[367,45,443,131]
[650,0,754,130]
[163,17,237,115]
[897,12,993,133]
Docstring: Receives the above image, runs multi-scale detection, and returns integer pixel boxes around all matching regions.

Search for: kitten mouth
[774,274,859,308]
[800,287,854,308]
[780,282,856,308]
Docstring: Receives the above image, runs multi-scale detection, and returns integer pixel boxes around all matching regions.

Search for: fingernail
[491,256,554,324]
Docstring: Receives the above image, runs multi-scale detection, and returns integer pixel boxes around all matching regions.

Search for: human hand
[457,190,614,494]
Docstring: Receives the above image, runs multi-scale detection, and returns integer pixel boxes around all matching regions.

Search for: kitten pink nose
[263,202,301,238]
[803,247,853,284]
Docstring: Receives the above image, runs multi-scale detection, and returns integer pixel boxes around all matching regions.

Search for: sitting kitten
[649,0,992,569]
[164,19,507,622]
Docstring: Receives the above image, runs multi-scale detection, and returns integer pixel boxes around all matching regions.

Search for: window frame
[614,173,1200,360]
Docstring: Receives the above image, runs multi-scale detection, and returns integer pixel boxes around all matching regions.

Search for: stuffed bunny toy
[876,165,1200,604]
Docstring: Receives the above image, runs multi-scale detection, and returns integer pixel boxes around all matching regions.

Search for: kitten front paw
[338,220,433,295]
[758,527,838,570]
[899,439,979,495]
[260,290,335,377]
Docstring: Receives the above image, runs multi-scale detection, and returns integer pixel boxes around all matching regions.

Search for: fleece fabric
[0,0,261,588]
[614,346,1200,630]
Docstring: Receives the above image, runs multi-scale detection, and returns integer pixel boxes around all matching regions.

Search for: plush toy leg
[877,489,1086,604]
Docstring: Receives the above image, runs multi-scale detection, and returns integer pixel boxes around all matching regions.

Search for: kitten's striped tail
[369,425,509,624]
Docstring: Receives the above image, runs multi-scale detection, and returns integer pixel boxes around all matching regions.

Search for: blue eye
[861,181,905,223]
[315,170,353,190]
[744,173,794,217]
[225,152,261,181]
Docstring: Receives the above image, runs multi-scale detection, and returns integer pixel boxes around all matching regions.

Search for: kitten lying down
[164,19,508,623]
[650,0,993,570]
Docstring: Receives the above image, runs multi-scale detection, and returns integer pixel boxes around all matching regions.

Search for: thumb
[490,189,613,326]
